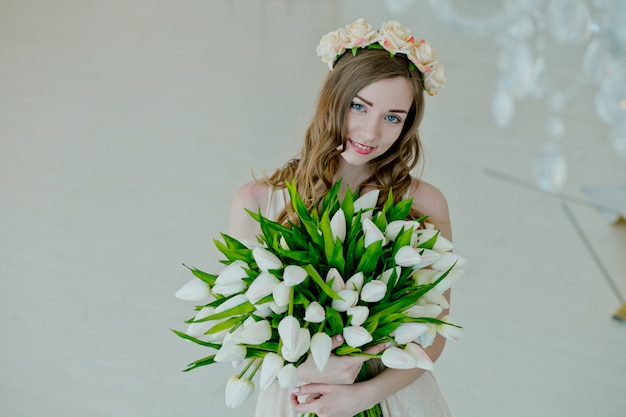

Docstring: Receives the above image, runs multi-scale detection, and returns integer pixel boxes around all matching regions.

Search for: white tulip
[310,332,333,372]
[416,324,437,348]
[326,268,345,292]
[430,252,466,271]
[345,272,365,292]
[186,306,217,338]
[381,346,416,369]
[347,306,369,326]
[353,189,380,217]
[434,269,464,293]
[269,301,288,315]
[225,375,255,408]
[245,271,279,304]
[283,264,308,287]
[360,280,387,302]
[437,315,463,342]
[277,363,298,388]
[253,246,283,272]
[259,352,284,391]
[362,217,387,248]
[424,289,449,309]
[394,246,423,267]
[254,303,273,318]
[303,301,326,323]
[412,268,438,285]
[281,328,311,362]
[404,342,434,371]
[272,281,291,307]
[236,319,272,345]
[278,315,300,352]
[331,289,359,312]
[215,342,247,363]
[378,266,401,285]
[215,294,249,314]
[343,325,373,348]
[416,229,453,252]
[392,322,429,345]
[213,260,248,296]
[385,220,420,241]
[330,208,346,242]
[406,303,443,319]
[409,249,440,269]
[175,278,212,301]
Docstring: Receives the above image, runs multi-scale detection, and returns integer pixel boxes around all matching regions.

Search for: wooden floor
[1,1,625,416]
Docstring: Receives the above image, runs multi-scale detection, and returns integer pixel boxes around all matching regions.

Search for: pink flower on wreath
[344,18,378,49]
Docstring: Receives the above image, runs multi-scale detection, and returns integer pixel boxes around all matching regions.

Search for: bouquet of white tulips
[174,180,464,415]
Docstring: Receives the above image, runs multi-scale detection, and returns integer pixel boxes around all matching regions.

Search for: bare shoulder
[228,180,271,240]
[230,180,270,213]
[409,179,452,240]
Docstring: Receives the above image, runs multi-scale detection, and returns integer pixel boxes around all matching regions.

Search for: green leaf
[325,307,345,335]
[182,354,217,372]
[183,264,217,286]
[198,301,255,321]
[171,329,220,349]
[305,264,342,300]
[355,240,383,277]
[418,230,439,250]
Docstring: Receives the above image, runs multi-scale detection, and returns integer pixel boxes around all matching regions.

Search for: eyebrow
[355,94,408,114]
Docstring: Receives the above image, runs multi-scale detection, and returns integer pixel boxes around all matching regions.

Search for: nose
[359,115,380,142]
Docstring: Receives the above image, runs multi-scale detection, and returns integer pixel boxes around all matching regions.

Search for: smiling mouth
[349,139,375,154]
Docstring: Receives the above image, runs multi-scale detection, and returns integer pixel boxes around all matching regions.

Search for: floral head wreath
[316,18,445,96]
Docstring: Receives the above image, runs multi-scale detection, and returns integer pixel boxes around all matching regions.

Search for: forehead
[355,77,413,110]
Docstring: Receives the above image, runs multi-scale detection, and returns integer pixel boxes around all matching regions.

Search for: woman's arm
[291,180,453,417]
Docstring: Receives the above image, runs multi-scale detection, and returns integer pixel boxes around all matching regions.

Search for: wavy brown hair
[261,48,426,223]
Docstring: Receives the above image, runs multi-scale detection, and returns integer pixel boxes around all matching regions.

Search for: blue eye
[385,115,401,123]
[351,102,365,111]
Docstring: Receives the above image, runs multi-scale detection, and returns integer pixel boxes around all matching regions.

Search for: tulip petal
[225,375,255,408]
[310,332,332,372]
[360,280,387,302]
[404,342,434,371]
[392,322,429,345]
[175,278,212,301]
[245,271,279,304]
[343,325,373,348]
[259,352,283,391]
[394,246,423,267]
[362,217,387,248]
[278,315,300,352]
[283,265,308,287]
[277,363,298,388]
[253,246,283,272]
[347,306,369,326]
[381,346,415,369]
[304,301,326,323]
[330,208,346,242]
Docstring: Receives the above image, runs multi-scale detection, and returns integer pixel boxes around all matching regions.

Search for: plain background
[1,1,625,416]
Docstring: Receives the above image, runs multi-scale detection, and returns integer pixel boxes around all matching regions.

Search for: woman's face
[341,77,413,166]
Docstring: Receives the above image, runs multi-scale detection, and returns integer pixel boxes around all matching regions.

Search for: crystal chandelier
[423,0,626,192]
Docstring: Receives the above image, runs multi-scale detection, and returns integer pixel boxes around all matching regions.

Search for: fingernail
[335,335,342,341]
[385,342,392,348]
[291,387,300,393]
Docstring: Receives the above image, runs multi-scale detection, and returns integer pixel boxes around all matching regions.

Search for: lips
[349,139,375,155]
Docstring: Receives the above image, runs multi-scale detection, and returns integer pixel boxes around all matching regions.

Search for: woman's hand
[290,381,375,417]
[296,335,388,384]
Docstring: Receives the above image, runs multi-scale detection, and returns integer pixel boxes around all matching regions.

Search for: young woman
[228,19,452,417]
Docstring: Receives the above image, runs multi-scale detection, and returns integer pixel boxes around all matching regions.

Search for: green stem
[238,358,256,378]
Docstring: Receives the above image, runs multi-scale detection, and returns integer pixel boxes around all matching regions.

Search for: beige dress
[254,188,452,417]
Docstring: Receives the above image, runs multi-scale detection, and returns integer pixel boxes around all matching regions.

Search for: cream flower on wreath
[408,39,438,73]
[378,21,415,54]
[316,28,348,69]
[424,64,446,96]
[344,18,378,49]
